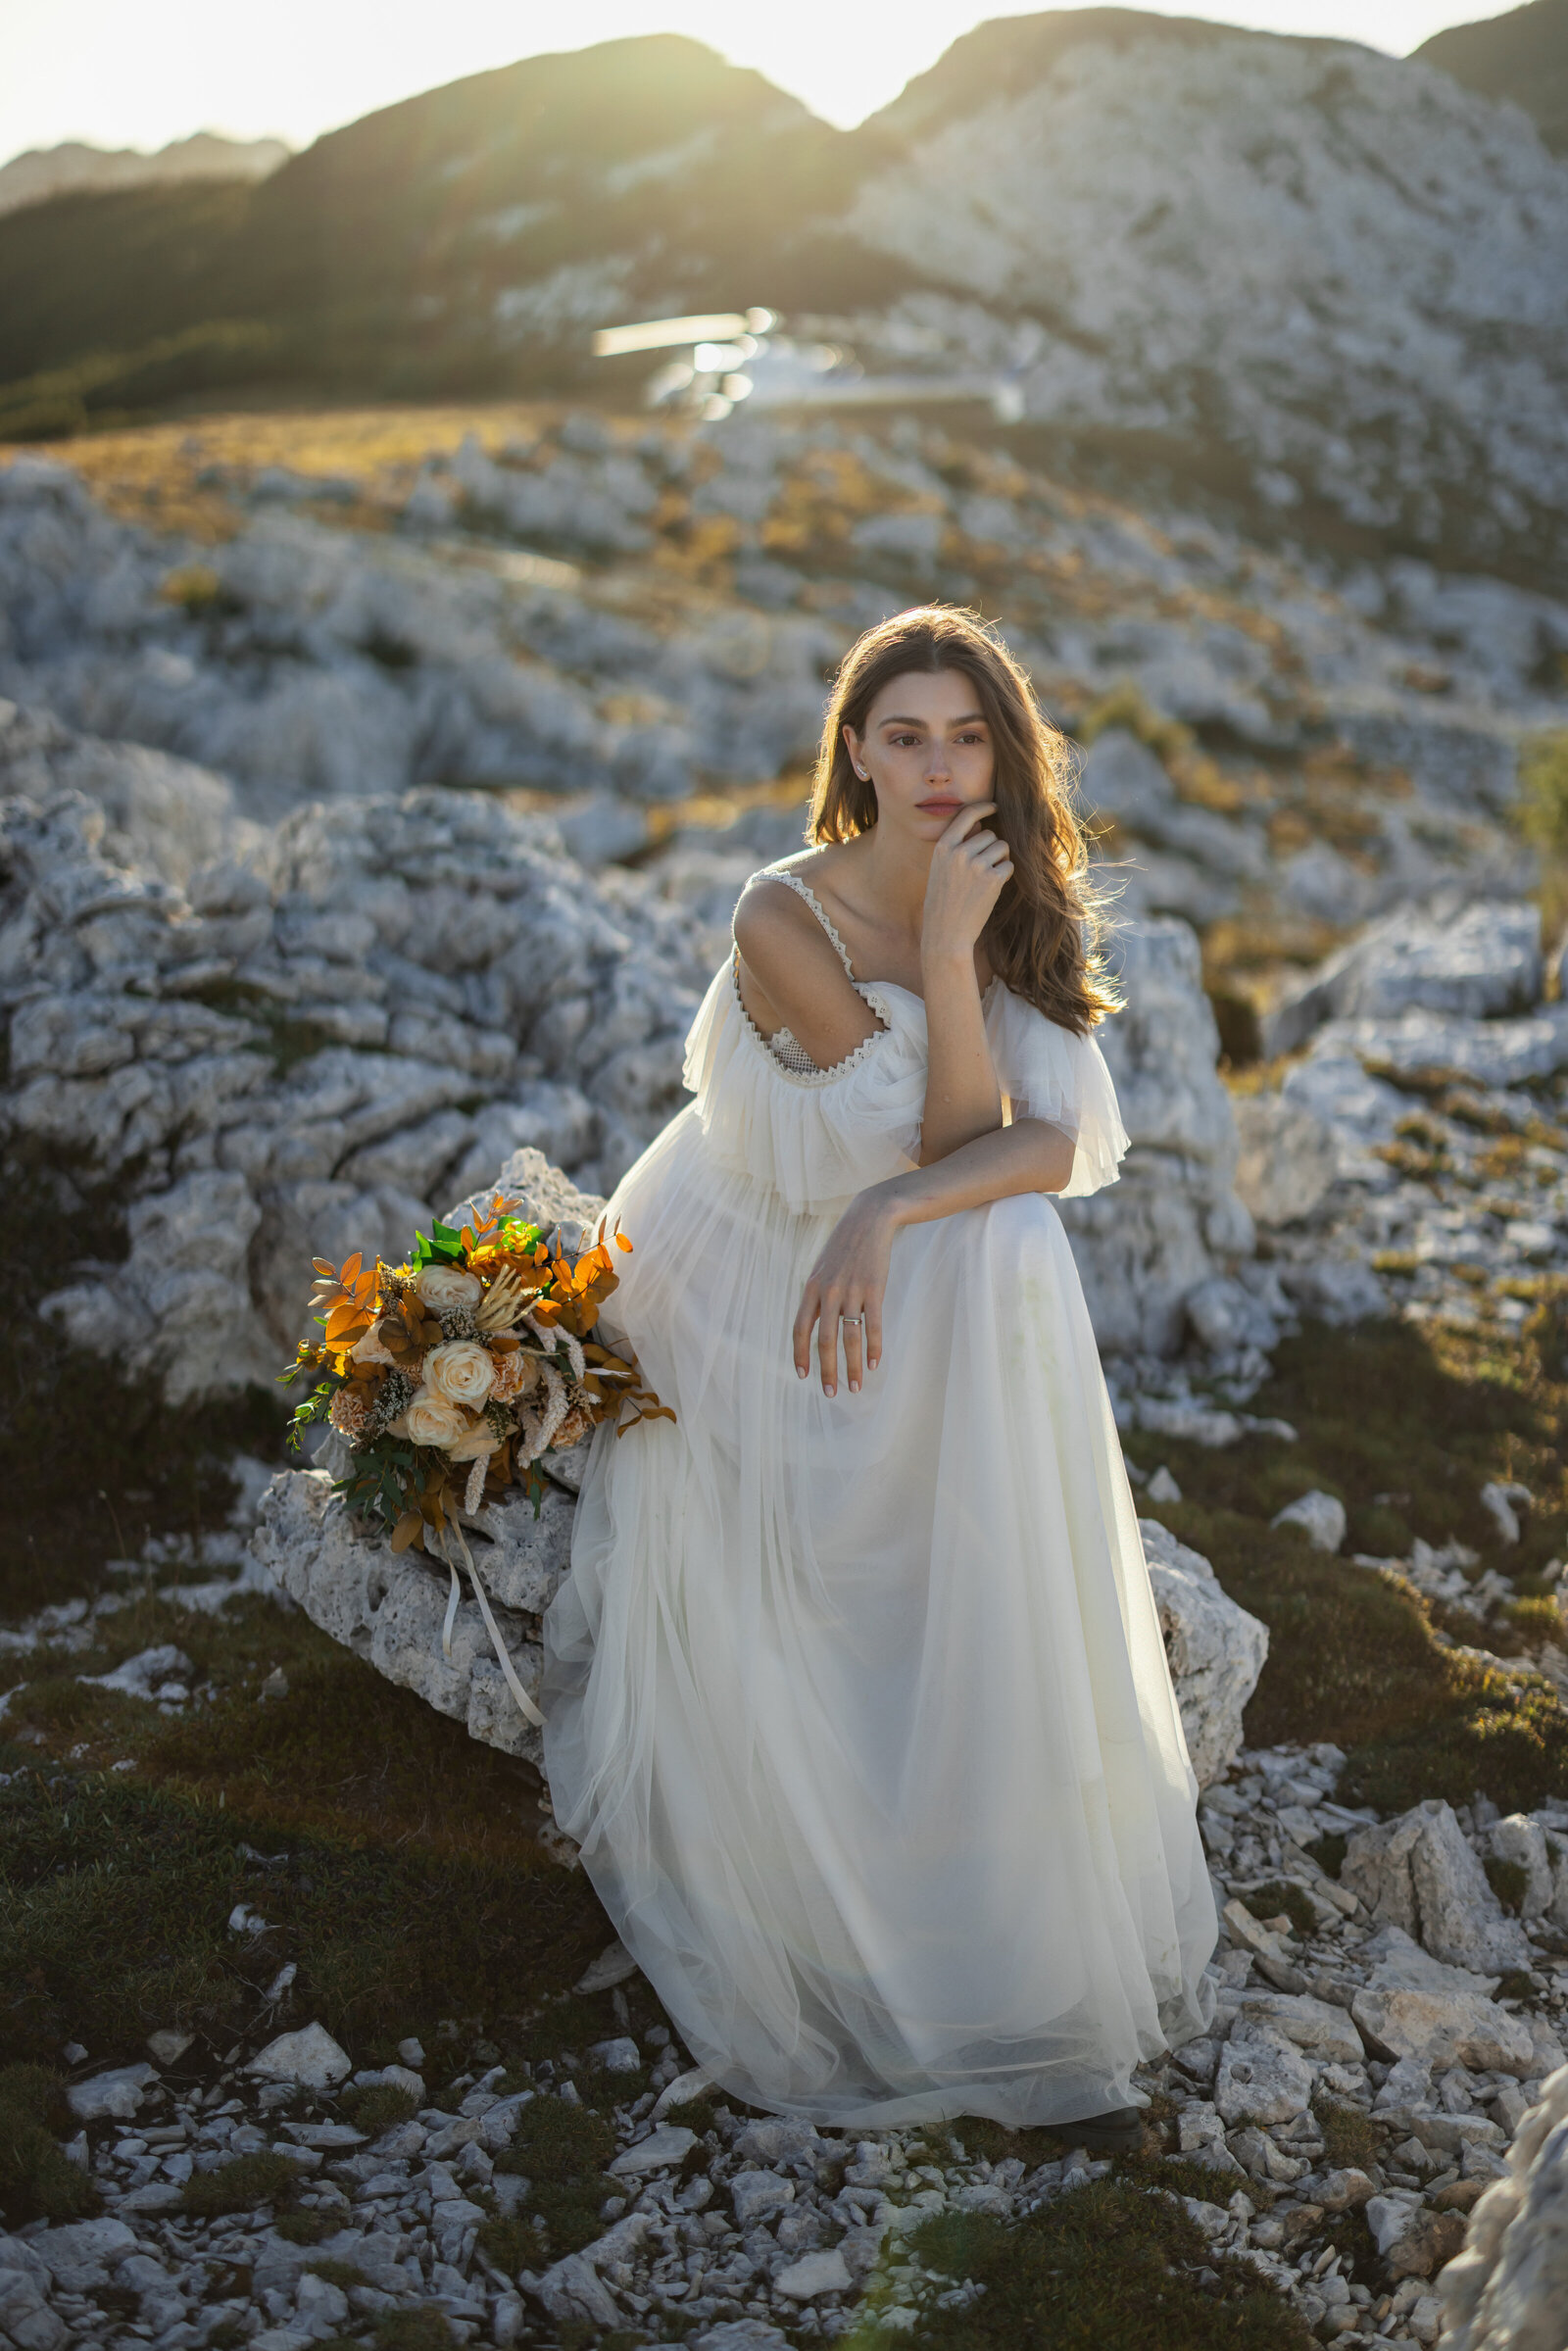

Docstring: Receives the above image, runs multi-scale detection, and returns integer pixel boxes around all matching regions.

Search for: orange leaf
[614,1232,633,1252]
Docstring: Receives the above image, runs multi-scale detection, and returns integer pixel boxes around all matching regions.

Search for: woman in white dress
[541,606,1217,2142]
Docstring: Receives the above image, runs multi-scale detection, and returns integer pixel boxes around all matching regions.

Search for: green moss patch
[0,1758,608,2070]
[490,2093,619,2262]
[1132,1316,1568,1812]
[1313,2098,1382,2173]
[0,1151,283,1622]
[843,2181,1312,2350]
[340,2082,419,2136]
[0,2062,99,2223]
[182,2149,306,2219]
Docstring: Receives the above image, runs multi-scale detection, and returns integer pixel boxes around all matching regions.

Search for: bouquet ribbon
[437,1514,546,1729]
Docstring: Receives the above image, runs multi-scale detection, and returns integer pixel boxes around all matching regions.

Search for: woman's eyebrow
[877,710,987,728]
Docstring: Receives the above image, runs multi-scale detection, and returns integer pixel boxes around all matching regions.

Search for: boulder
[1487,1815,1556,1921]
[1439,2064,1568,2351]
[65,2064,156,2122]
[1270,1491,1347,1553]
[1341,1801,1534,1974]
[1139,1519,1268,1788]
[1348,1929,1541,2079]
[1262,896,1542,1056]
[1057,920,1254,1356]
[245,2024,353,2089]
[253,1468,570,1771]
[1213,2035,1315,2128]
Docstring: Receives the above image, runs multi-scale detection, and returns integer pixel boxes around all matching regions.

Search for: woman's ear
[843,723,868,783]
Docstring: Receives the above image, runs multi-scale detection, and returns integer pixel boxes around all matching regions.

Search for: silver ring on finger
[843,1314,864,1326]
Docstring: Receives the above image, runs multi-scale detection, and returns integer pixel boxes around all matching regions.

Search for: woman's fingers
[817,1291,841,1396]
[793,1281,820,1379]
[864,1296,884,1372]
[843,1304,864,1394]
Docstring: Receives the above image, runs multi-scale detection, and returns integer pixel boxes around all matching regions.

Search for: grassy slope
[1126,1310,1568,1813]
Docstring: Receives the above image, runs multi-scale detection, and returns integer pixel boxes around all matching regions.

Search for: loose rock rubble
[9,1738,1568,2350]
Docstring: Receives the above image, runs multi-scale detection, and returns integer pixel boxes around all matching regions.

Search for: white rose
[403,1391,469,1449]
[416,1265,483,1314]
[423,1341,496,1410]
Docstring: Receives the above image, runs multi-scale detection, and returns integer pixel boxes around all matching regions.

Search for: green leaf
[429,1220,464,1261]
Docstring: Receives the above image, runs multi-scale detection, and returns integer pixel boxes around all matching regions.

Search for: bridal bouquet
[281,1189,671,1544]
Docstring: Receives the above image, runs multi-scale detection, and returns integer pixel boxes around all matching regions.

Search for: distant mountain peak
[0,131,289,220]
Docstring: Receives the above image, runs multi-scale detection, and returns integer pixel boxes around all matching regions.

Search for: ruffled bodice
[679,887,1129,1216]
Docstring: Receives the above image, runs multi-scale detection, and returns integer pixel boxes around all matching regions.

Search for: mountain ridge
[0,11,1565,592]
[1416,0,1568,152]
[0,130,287,220]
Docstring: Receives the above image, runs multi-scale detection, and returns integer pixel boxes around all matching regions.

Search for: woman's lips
[917,797,961,811]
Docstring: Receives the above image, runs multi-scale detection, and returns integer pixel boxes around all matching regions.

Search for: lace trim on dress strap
[756,865,859,980]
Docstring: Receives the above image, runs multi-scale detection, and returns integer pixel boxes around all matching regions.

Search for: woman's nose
[924,742,952,782]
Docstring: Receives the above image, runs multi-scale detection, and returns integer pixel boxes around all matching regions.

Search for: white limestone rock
[1058,919,1253,1356]
[245,2023,352,2088]
[252,1468,572,1770]
[1139,1517,1268,1788]
[1263,897,1542,1056]
[1232,1092,1340,1229]
[1270,1491,1347,1554]
[1487,1815,1557,1921]
[1213,2034,1315,2127]
[1317,1006,1568,1093]
[1341,1800,1534,1974]
[1348,1929,1541,2079]
[1438,2064,1568,2351]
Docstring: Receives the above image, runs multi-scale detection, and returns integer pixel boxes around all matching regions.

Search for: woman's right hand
[919,800,1013,969]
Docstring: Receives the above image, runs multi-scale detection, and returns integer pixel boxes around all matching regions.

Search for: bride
[540,605,1217,2142]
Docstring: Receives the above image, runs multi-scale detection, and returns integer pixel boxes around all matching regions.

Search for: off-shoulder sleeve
[681,957,928,1215]
[984,985,1129,1199]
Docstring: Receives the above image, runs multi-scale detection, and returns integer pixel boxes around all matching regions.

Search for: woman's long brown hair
[806,606,1119,1034]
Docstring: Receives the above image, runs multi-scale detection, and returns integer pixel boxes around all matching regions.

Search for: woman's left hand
[793,1185,898,1396]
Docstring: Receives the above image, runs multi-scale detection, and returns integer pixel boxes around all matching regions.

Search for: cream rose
[423,1340,496,1410]
[403,1390,469,1449]
[352,1322,399,1368]
[415,1264,483,1314]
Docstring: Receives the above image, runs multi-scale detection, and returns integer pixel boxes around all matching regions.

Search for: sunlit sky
[0,0,1527,168]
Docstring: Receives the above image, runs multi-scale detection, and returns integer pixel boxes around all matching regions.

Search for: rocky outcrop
[1140,1517,1269,1789]
[1343,1801,1535,1976]
[1059,919,1253,1355]
[849,19,1568,586]
[0,717,1269,1396]
[1438,2063,1568,2351]
[1263,896,1544,1059]
[0,774,706,1398]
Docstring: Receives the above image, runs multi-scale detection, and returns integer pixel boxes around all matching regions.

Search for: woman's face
[844,668,996,839]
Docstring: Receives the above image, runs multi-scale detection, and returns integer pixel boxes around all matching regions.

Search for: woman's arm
[793,1118,1075,1393]
[917,948,1004,1164]
[732,880,887,1068]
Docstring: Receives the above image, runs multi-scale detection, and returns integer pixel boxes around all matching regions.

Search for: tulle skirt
[540,1105,1217,2129]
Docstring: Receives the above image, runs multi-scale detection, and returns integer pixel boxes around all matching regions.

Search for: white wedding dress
[540,868,1217,2130]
